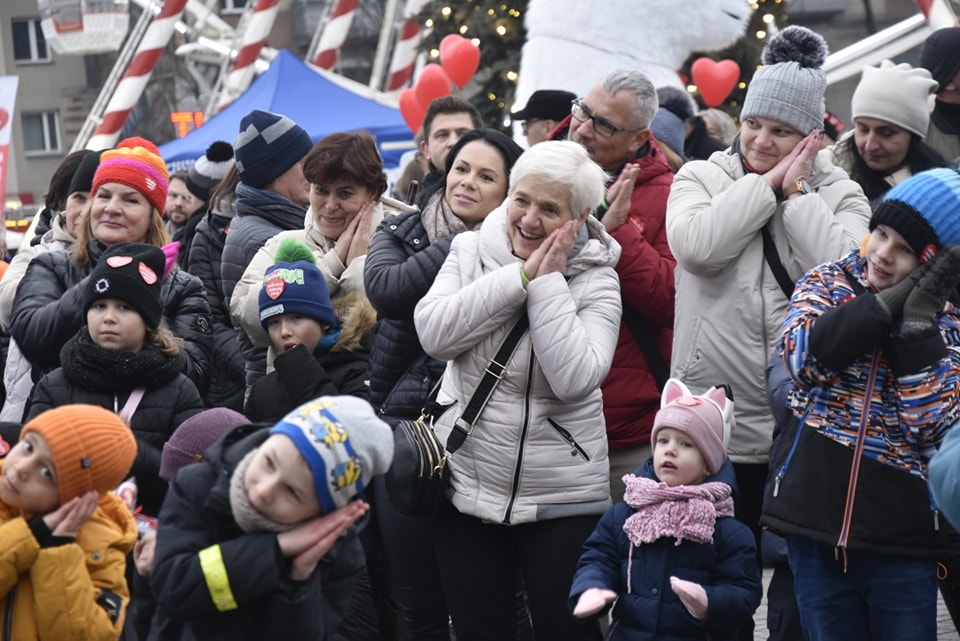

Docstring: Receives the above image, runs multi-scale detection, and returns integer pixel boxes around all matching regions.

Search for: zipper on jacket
[835,348,882,556]
[503,352,536,525]
[546,418,590,461]
[4,587,14,641]
[772,409,810,498]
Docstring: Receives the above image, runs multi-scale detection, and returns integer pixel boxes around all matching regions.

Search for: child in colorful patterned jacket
[570,378,762,640]
[762,167,960,640]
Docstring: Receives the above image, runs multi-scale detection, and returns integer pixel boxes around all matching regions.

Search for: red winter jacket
[551,116,676,449]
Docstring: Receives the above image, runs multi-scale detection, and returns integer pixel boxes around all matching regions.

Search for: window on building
[22,112,61,154]
[222,0,244,14]
[12,18,50,63]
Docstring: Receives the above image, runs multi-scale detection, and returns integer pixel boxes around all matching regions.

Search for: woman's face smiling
[506,174,579,260]
[309,179,374,240]
[738,116,804,174]
[445,140,509,227]
[90,182,153,245]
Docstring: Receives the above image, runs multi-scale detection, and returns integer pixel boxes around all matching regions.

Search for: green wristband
[520,267,530,287]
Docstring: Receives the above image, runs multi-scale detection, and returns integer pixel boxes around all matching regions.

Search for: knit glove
[671,576,709,620]
[901,245,960,339]
[876,259,932,320]
[572,587,617,618]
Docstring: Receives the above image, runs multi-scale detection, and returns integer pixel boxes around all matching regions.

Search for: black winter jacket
[10,242,213,394]
[26,341,204,516]
[363,210,452,423]
[189,204,245,411]
[149,425,364,641]
[221,185,308,390]
[245,292,376,423]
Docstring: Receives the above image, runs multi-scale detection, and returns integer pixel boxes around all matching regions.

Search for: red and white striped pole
[216,0,279,112]
[87,0,188,150]
[916,0,959,29]
[385,0,429,93]
[311,0,358,69]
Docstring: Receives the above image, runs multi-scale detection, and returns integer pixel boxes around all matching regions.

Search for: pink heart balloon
[442,39,481,88]
[415,64,452,110]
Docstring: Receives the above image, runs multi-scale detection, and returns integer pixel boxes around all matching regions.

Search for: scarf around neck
[420,190,472,244]
[622,474,734,547]
[59,329,184,393]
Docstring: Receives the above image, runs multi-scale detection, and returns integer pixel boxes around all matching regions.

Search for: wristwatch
[783,177,812,198]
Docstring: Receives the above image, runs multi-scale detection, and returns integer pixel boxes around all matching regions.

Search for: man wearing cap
[222,110,313,393]
[551,69,675,504]
[919,26,960,165]
[513,89,575,146]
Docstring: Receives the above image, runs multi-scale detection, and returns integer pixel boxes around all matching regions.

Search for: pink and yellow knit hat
[92,136,169,214]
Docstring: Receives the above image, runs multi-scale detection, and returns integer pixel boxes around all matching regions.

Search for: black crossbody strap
[761,225,796,298]
[444,314,530,454]
[620,298,670,390]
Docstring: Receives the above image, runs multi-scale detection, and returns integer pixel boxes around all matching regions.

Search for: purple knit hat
[160,408,249,482]
[650,378,733,476]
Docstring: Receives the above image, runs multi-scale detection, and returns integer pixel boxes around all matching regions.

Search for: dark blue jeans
[787,535,937,641]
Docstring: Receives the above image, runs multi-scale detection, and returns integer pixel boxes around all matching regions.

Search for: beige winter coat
[666,149,871,463]
[414,206,622,525]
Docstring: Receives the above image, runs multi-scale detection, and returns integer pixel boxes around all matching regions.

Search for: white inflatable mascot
[516,0,753,108]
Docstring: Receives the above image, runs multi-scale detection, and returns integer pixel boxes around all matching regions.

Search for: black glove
[876,259,932,320]
[901,245,960,339]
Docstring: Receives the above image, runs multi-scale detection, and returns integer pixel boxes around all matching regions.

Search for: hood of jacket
[478,205,621,277]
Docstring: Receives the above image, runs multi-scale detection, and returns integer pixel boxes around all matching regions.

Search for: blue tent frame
[159,50,414,170]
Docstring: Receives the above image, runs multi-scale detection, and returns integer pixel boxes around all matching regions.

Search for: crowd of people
[0,21,959,641]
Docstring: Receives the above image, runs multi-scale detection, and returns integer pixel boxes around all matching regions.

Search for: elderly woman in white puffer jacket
[413,140,621,641]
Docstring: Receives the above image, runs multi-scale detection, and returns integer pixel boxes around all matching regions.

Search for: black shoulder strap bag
[385,314,530,517]
[761,226,797,299]
[620,298,670,391]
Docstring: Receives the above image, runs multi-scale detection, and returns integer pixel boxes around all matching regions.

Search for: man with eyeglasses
[513,89,575,146]
[551,69,676,505]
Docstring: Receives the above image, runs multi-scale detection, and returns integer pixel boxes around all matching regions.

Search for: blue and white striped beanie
[269,396,394,513]
[871,168,960,263]
[234,110,313,189]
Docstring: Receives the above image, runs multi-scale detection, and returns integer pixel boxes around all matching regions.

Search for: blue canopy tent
[160,49,414,170]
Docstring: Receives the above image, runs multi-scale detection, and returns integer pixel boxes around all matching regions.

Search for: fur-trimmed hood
[330,291,377,354]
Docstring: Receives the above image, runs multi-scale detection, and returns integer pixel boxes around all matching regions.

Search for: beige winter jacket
[414,206,622,525]
[666,149,871,463]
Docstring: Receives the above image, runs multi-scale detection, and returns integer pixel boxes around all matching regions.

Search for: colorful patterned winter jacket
[761,250,960,558]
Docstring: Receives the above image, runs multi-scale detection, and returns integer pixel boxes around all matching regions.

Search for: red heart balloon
[399,89,425,134]
[691,58,740,108]
[439,34,464,64]
[442,39,481,88]
[415,64,452,110]
[0,108,8,132]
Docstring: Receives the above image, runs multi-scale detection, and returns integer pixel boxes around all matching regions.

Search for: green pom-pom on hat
[275,237,317,265]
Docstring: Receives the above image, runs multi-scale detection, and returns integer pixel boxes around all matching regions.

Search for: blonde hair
[71,203,171,269]
[149,324,184,357]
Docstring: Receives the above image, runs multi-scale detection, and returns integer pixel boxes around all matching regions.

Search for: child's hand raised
[43,491,99,538]
[277,500,369,581]
[134,531,157,577]
[572,587,617,618]
[670,576,709,620]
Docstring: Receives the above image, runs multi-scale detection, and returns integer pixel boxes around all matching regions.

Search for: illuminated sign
[170,111,206,138]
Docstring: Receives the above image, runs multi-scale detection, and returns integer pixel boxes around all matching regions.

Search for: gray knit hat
[851,61,938,139]
[269,396,393,513]
[740,26,828,135]
[234,110,313,189]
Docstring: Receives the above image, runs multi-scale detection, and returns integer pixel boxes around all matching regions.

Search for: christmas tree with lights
[417,0,526,129]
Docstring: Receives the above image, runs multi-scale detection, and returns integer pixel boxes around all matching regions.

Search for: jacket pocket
[546,418,590,461]
[673,316,703,379]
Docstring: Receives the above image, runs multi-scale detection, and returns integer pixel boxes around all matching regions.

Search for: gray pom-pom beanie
[740,26,828,135]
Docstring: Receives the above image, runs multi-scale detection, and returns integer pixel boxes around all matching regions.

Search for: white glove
[670,576,708,620]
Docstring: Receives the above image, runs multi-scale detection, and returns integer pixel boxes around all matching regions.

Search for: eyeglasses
[521,119,542,134]
[570,99,644,138]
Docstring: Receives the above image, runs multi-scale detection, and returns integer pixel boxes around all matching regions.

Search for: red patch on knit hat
[138,262,158,284]
[919,243,938,264]
[674,397,703,407]
[107,256,133,268]
[265,273,285,300]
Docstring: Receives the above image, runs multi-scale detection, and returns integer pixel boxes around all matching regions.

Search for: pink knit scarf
[622,475,735,547]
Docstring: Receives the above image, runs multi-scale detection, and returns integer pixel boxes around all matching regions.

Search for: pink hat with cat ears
[650,378,735,475]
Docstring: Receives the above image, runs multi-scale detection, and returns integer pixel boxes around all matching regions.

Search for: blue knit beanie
[259,238,335,330]
[234,110,313,189]
[870,168,960,262]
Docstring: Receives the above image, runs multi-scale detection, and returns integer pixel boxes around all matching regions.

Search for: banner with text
[0,76,20,209]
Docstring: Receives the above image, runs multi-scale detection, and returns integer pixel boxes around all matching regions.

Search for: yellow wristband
[520,267,530,287]
[199,545,238,612]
